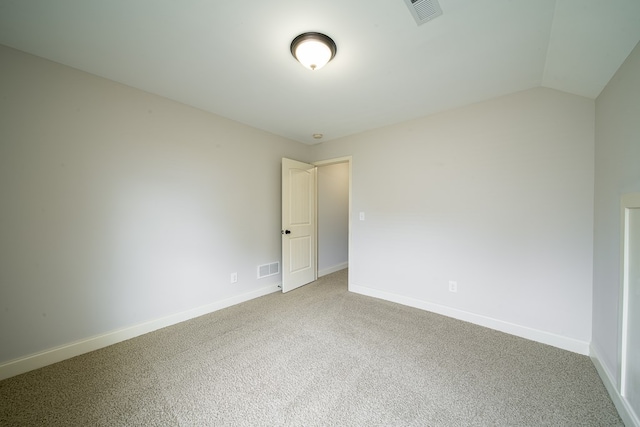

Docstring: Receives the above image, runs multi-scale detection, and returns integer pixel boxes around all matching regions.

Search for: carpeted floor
[0,269,623,426]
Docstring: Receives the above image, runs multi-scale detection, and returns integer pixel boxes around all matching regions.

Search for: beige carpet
[0,269,623,426]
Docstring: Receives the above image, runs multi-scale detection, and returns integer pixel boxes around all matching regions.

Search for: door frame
[313,156,352,290]
[618,192,640,425]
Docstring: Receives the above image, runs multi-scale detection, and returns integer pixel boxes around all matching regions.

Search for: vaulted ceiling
[1,0,639,144]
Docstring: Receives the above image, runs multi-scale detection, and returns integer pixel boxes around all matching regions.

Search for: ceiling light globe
[295,40,331,70]
[291,32,337,71]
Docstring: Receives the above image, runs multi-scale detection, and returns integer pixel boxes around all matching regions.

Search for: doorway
[281,156,351,292]
[620,192,640,423]
[315,158,351,278]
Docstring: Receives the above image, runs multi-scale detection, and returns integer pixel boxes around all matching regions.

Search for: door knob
[281,229,291,235]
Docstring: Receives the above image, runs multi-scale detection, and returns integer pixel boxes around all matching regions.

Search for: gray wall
[0,45,310,363]
[1,40,623,369]
[313,87,595,350]
[592,41,640,383]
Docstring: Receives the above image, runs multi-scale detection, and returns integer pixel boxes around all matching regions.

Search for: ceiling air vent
[404,0,443,26]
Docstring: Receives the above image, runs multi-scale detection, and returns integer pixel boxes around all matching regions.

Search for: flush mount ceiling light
[290,32,337,71]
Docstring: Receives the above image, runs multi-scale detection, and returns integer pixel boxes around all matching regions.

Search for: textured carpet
[0,269,623,426]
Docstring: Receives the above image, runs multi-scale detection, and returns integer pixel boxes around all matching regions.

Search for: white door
[621,193,640,422]
[282,158,317,292]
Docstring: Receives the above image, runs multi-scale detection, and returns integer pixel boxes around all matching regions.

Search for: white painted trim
[591,343,640,427]
[0,284,281,381]
[619,192,640,419]
[318,263,348,277]
[313,156,352,167]
[349,282,590,355]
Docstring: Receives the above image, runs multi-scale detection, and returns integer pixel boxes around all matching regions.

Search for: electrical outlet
[448,281,457,293]
[230,273,238,284]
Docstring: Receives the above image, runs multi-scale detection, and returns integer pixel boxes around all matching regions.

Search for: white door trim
[619,192,640,427]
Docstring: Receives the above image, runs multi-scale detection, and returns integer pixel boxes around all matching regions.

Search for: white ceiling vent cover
[404,0,443,26]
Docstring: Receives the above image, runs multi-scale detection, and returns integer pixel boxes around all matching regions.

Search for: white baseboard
[591,343,640,427]
[0,284,281,381]
[318,262,348,277]
[349,282,590,355]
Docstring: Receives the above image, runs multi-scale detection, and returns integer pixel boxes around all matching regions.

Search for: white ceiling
[1,0,639,144]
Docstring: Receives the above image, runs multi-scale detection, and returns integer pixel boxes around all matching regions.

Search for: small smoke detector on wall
[404,0,443,26]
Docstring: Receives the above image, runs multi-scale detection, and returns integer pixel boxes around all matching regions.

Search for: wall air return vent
[258,262,280,279]
[404,0,443,26]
